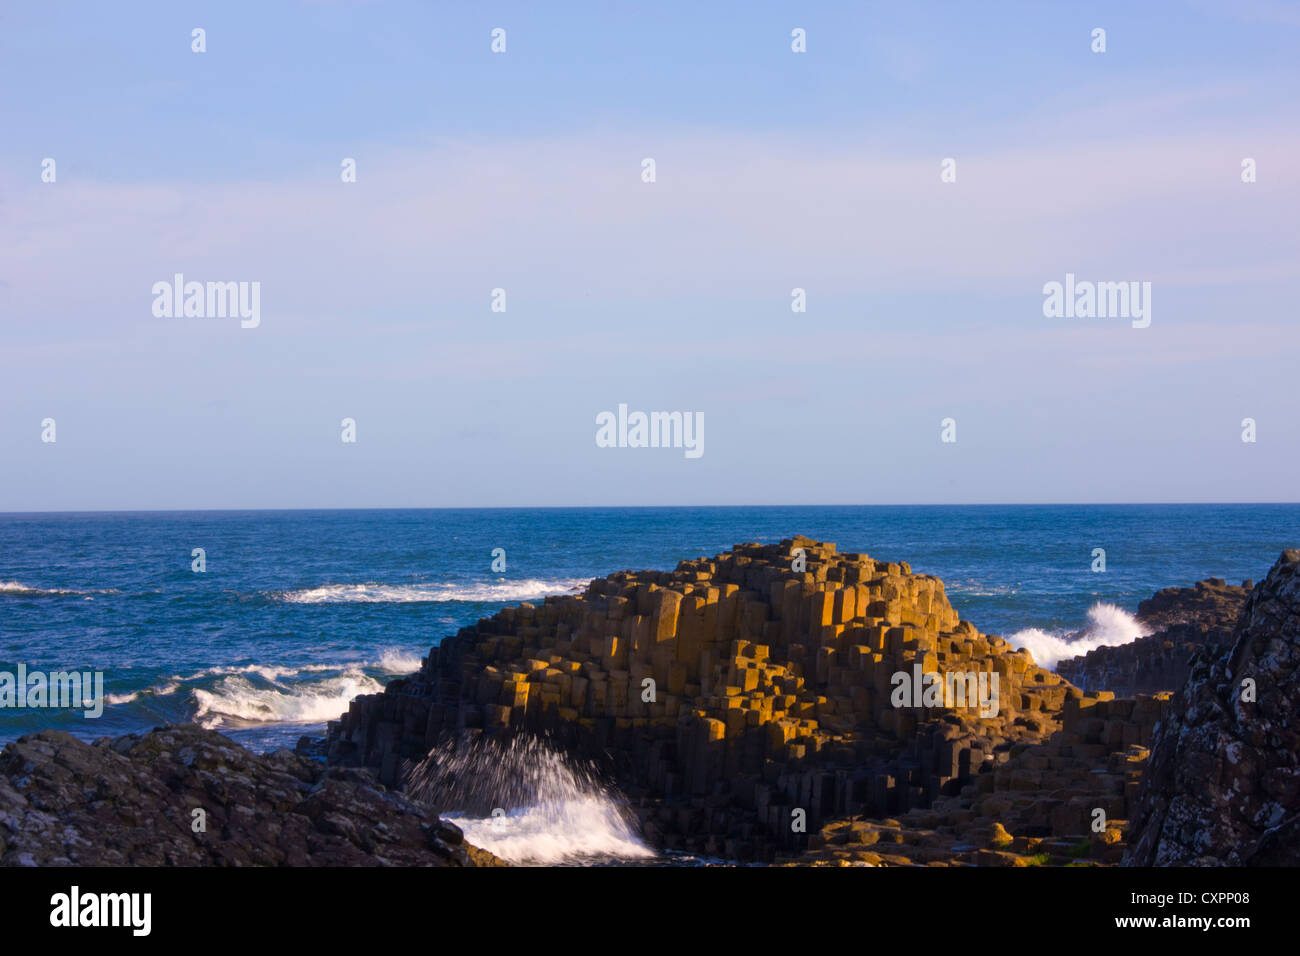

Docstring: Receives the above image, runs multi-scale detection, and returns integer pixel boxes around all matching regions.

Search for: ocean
[1,504,1295,756]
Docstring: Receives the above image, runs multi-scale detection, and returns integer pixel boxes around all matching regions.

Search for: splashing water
[374,648,423,673]
[407,734,655,866]
[1006,602,1150,669]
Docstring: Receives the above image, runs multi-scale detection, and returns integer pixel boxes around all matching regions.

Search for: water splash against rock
[1007,602,1149,670]
[406,734,655,865]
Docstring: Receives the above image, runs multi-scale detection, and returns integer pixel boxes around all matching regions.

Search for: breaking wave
[104,682,182,706]
[271,578,588,605]
[192,668,384,729]
[100,650,422,710]
[408,734,655,866]
[0,580,119,597]
[1006,602,1149,670]
[375,648,424,673]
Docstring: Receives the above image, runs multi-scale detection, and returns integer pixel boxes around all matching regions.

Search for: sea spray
[375,648,424,673]
[1006,602,1149,670]
[407,734,655,866]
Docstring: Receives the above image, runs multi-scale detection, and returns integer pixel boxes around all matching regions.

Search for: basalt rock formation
[0,724,503,866]
[795,687,1169,866]
[1056,578,1251,696]
[1124,551,1300,866]
[328,537,1174,864]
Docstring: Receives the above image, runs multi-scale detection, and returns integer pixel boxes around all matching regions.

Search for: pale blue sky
[1,1,1297,509]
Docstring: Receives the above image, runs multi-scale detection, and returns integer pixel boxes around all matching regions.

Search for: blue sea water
[1,505,1296,752]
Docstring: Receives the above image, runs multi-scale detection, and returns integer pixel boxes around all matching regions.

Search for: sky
[1,0,1298,510]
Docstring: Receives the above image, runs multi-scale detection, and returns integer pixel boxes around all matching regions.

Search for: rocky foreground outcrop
[1056,578,1251,697]
[0,724,503,866]
[329,537,1175,864]
[1125,551,1300,866]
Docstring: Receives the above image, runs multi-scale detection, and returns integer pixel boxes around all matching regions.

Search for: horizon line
[2,501,1298,517]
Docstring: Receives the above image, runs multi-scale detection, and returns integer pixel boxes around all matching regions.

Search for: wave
[168,662,338,683]
[444,801,657,866]
[192,668,384,729]
[375,648,424,673]
[409,735,655,866]
[99,649,423,713]
[104,682,182,706]
[0,580,119,597]
[270,578,588,605]
[164,649,421,684]
[949,582,1020,597]
[1006,602,1149,670]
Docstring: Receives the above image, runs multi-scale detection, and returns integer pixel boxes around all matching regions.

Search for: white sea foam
[375,648,424,673]
[99,652,424,714]
[172,662,337,682]
[168,653,420,684]
[271,578,588,605]
[445,800,656,866]
[950,581,1019,597]
[0,580,119,597]
[1006,602,1149,670]
[410,735,655,866]
[104,682,182,706]
[192,669,384,728]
